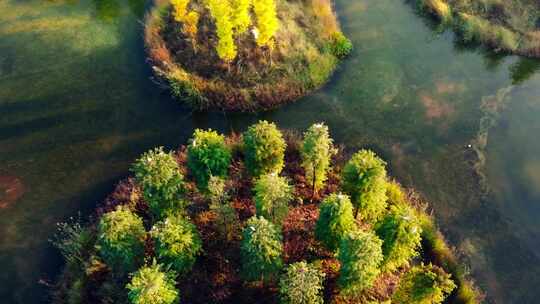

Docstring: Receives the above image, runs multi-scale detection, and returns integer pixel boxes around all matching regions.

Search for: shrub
[97,206,146,273]
[279,261,326,304]
[253,0,279,47]
[243,120,286,177]
[230,0,252,34]
[151,214,202,275]
[254,173,293,227]
[337,230,384,295]
[392,263,456,304]
[241,216,283,282]
[126,262,179,304]
[341,149,388,222]
[131,147,185,219]
[301,123,334,197]
[375,205,422,271]
[315,193,356,252]
[51,219,93,267]
[207,176,239,241]
[328,32,353,59]
[207,0,237,61]
[171,0,189,22]
[418,0,452,24]
[187,129,232,190]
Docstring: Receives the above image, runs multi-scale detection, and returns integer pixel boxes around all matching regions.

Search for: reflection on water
[1,0,540,303]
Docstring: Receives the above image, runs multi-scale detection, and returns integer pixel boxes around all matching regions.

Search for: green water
[1,0,540,303]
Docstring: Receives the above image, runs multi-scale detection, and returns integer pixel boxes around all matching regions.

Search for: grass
[144,0,351,112]
[415,0,540,57]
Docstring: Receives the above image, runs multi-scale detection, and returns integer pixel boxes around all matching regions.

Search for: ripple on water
[0,175,24,209]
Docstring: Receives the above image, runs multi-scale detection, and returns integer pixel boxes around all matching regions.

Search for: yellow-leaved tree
[171,0,199,38]
[207,0,237,61]
[230,0,252,35]
[253,0,279,47]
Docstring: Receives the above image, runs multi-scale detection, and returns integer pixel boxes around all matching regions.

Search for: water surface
[1,0,540,303]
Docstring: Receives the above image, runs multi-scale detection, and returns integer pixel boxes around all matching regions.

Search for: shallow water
[1,0,539,303]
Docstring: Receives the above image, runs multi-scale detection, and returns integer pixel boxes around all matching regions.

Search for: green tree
[301,122,334,198]
[341,149,388,222]
[126,262,179,304]
[207,176,239,241]
[131,147,185,219]
[375,205,422,271]
[392,263,456,304]
[230,0,252,34]
[97,206,146,273]
[338,230,383,295]
[253,0,279,47]
[207,0,237,61]
[279,261,326,304]
[254,173,293,227]
[187,129,232,190]
[243,120,286,177]
[315,193,356,252]
[150,214,202,275]
[241,216,283,282]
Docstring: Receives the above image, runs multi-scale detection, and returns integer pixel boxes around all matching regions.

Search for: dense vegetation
[144,0,352,111]
[415,0,540,57]
[53,121,481,303]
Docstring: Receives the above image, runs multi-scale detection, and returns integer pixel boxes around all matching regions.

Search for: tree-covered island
[52,121,482,304]
[144,0,352,111]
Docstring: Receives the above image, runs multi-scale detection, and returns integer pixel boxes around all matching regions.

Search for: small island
[144,0,352,111]
[52,121,481,304]
[416,0,540,57]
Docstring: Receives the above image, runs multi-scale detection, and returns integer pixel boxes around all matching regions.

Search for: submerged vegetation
[52,121,481,303]
[415,0,540,57]
[144,0,352,111]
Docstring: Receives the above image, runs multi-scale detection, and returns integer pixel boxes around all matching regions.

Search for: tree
[243,120,286,177]
[301,123,334,198]
[208,176,239,241]
[338,230,383,295]
[315,193,356,252]
[230,0,252,34]
[126,262,179,304]
[279,261,326,304]
[207,0,237,61]
[241,216,283,282]
[375,205,422,271]
[150,214,202,275]
[341,149,388,222]
[254,173,293,227]
[253,0,279,47]
[392,264,456,304]
[97,206,146,273]
[131,147,185,219]
[187,129,232,190]
[171,0,189,22]
[170,0,199,39]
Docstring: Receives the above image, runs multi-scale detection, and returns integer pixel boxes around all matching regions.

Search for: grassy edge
[415,0,540,58]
